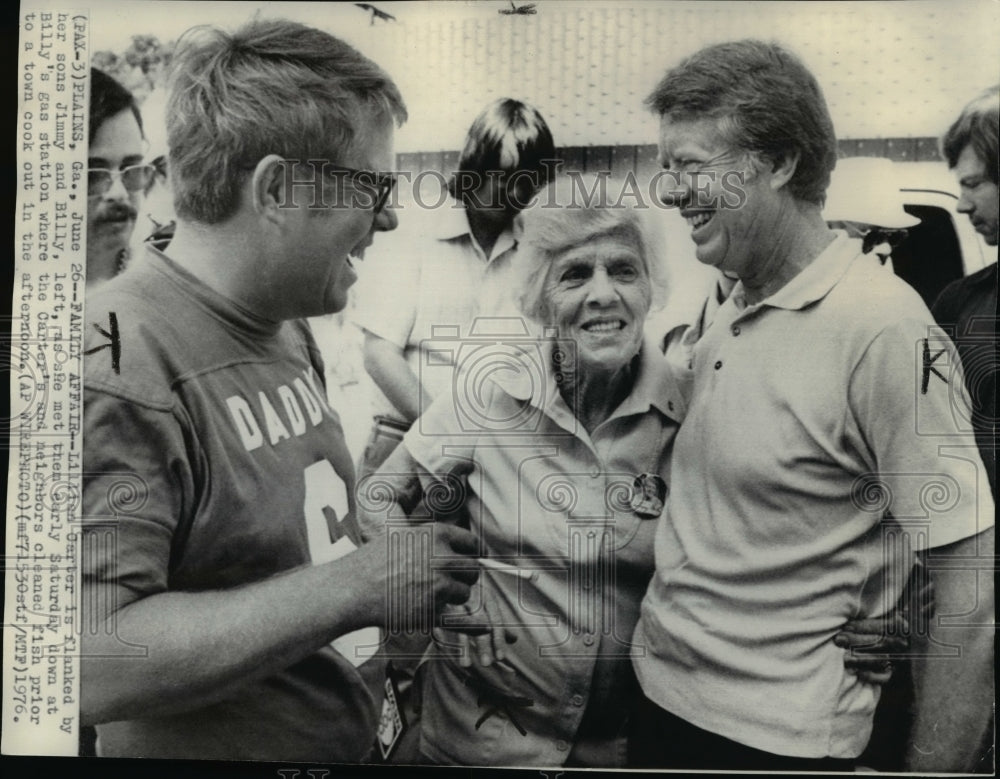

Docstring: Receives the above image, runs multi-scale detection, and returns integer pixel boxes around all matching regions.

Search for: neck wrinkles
[741,214,835,306]
[556,350,639,434]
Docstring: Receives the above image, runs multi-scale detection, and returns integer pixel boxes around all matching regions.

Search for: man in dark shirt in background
[933,84,998,501]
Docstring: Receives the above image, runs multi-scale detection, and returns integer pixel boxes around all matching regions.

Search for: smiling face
[87,108,145,284]
[280,116,398,317]
[542,234,651,374]
[657,115,786,279]
[953,144,999,246]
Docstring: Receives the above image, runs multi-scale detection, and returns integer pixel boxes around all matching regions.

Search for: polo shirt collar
[732,231,861,312]
[488,333,686,427]
[433,196,520,261]
[611,335,687,422]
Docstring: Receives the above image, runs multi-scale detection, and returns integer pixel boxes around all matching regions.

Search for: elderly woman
[368,174,909,767]
[368,174,676,766]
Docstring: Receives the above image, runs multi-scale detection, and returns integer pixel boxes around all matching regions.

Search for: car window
[890,204,964,308]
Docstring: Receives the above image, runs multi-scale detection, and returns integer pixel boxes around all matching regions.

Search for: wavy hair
[90,68,143,143]
[512,174,670,323]
[447,98,556,201]
[166,18,407,224]
[646,39,837,206]
[941,85,999,184]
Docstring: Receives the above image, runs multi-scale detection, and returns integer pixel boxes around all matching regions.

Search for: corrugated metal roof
[89,1,999,152]
[334,0,999,152]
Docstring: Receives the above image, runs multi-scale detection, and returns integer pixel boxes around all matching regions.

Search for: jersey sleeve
[847,315,995,550]
[82,388,197,612]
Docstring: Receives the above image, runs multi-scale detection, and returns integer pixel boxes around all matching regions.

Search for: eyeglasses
[88,164,156,197]
[861,228,909,255]
[323,165,397,213]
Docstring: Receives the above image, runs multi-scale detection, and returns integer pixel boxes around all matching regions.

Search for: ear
[768,149,800,192]
[249,154,290,224]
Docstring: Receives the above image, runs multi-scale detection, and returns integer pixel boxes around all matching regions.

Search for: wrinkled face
[542,235,651,374]
[953,144,999,246]
[281,117,398,317]
[656,115,784,278]
[87,109,145,284]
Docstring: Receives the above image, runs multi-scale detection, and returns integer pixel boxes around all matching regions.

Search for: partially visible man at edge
[80,19,479,761]
[933,84,998,502]
[87,68,154,286]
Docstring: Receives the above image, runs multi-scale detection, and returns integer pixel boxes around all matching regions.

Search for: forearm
[82,552,380,725]
[363,333,422,422]
[904,529,995,772]
[907,624,994,771]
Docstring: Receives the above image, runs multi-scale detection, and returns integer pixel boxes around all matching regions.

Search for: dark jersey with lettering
[82,247,380,760]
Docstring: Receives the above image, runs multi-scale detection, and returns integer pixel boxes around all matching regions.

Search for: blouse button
[732,325,741,336]
[714,360,723,370]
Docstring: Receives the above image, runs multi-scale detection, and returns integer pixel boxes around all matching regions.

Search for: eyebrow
[659,150,708,167]
[88,155,145,169]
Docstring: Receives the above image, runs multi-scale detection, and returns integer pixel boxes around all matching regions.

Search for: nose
[373,203,398,233]
[104,171,131,201]
[585,266,617,306]
[955,191,973,214]
[656,169,692,208]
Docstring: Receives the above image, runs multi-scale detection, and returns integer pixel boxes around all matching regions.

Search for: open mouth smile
[685,211,714,230]
[581,319,626,333]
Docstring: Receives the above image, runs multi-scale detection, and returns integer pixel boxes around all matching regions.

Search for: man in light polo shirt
[629,39,994,773]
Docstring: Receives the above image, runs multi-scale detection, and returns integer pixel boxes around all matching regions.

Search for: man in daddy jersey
[80,19,479,761]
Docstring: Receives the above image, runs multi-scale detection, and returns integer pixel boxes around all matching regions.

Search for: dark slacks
[627,693,855,772]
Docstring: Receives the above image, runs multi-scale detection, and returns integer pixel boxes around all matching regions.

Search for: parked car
[825,157,996,308]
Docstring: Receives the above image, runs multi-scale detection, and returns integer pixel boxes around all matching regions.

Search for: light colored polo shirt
[353,198,521,421]
[402,337,686,766]
[632,232,995,759]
